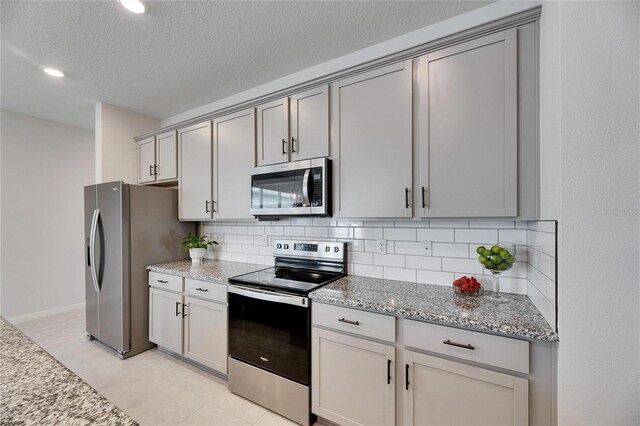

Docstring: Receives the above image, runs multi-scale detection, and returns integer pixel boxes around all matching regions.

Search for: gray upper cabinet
[137,131,178,185]
[331,61,413,218]
[256,97,289,166]
[289,85,329,161]
[256,86,329,166]
[213,108,255,220]
[416,29,518,217]
[137,136,156,184]
[179,121,212,220]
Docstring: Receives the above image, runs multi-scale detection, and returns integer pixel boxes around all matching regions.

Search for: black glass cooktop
[229,267,343,295]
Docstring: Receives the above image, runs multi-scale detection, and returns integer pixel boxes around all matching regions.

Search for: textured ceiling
[1,1,491,130]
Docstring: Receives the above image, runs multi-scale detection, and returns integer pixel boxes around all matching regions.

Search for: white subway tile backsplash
[384,267,416,282]
[350,251,374,265]
[196,218,557,331]
[406,256,442,271]
[305,227,329,238]
[429,219,469,228]
[416,228,455,242]
[442,258,484,274]
[454,228,498,244]
[469,220,516,229]
[394,241,425,256]
[352,264,383,279]
[355,227,383,240]
[328,227,352,239]
[395,220,430,228]
[374,253,405,268]
[432,243,469,258]
[498,229,527,245]
[417,270,455,286]
[384,228,417,241]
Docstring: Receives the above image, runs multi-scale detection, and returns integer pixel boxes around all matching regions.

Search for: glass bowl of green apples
[476,245,516,272]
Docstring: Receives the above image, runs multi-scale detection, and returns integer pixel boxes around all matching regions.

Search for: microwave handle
[302,169,311,206]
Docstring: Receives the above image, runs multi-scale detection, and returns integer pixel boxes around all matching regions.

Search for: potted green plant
[181,233,218,263]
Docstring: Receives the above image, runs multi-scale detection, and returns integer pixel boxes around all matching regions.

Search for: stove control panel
[273,239,346,262]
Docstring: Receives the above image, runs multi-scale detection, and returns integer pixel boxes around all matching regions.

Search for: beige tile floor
[12,308,297,426]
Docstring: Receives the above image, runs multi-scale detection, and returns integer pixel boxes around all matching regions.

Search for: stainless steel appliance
[84,181,194,359]
[228,239,346,426]
[250,158,331,217]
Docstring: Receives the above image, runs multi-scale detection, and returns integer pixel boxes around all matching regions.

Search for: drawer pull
[405,364,410,390]
[157,280,168,284]
[443,339,475,350]
[195,287,209,292]
[338,318,360,326]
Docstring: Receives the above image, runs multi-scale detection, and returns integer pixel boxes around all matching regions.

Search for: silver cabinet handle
[282,138,287,155]
[205,200,210,213]
[421,187,427,208]
[405,188,410,208]
[175,301,180,317]
[182,303,187,318]
[338,318,360,326]
[387,359,392,384]
[149,165,153,176]
[154,165,158,176]
[291,137,296,153]
[89,209,100,294]
[443,339,475,350]
[157,280,168,284]
[195,287,209,292]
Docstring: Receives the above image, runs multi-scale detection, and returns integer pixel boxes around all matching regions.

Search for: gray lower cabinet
[311,303,532,426]
[148,273,227,375]
[403,350,528,426]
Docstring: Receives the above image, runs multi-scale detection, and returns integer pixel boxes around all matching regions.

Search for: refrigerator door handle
[89,209,100,293]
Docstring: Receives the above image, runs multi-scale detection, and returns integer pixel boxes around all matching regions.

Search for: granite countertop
[147,259,266,283]
[310,275,558,342]
[0,317,137,425]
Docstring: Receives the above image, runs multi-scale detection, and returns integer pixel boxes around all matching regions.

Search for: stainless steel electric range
[227,239,346,426]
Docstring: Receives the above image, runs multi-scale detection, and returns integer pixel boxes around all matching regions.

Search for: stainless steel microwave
[250,158,331,217]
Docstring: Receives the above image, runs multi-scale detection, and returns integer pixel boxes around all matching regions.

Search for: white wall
[95,102,159,184]
[0,110,94,319]
[540,2,640,424]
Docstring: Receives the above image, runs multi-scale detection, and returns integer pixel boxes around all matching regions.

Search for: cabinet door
[179,121,212,220]
[403,350,528,426]
[331,61,413,218]
[149,288,183,354]
[256,97,289,166]
[138,136,156,184]
[213,108,254,220]
[156,130,178,182]
[290,85,329,161]
[312,328,395,426]
[417,29,517,217]
[183,296,228,373]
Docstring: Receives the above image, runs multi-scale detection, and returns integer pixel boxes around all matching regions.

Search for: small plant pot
[189,248,205,263]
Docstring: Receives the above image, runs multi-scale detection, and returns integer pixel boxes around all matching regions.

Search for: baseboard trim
[7,302,85,324]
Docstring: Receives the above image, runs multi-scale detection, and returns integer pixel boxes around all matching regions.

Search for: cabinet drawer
[312,302,395,343]
[185,278,226,303]
[404,319,529,374]
[149,272,183,293]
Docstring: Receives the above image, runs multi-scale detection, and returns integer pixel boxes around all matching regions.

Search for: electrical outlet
[376,239,387,254]
[421,240,432,254]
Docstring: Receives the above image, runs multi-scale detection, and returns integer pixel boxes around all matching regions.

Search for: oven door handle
[228,285,309,308]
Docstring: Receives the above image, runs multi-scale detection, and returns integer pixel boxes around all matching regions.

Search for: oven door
[228,286,311,385]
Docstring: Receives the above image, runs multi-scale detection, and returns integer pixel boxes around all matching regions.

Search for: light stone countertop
[310,275,558,342]
[147,260,557,341]
[147,259,266,283]
[0,317,137,425]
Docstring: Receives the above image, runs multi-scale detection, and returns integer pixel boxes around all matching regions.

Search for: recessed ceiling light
[43,67,64,78]
[120,0,146,14]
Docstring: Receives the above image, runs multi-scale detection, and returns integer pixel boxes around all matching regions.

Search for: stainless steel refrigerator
[84,181,194,359]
